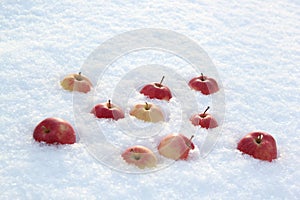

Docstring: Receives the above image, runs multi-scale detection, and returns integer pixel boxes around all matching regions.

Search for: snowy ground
[1,0,299,199]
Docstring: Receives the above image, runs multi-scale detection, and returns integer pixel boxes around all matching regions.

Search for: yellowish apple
[158,134,195,160]
[61,72,93,93]
[129,102,164,122]
[122,145,157,169]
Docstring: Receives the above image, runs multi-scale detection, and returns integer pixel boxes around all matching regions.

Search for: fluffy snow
[1,0,299,199]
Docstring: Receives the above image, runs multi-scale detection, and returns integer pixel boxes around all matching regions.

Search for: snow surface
[1,0,299,199]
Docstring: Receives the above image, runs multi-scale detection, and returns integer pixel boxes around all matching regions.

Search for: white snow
[1,0,299,199]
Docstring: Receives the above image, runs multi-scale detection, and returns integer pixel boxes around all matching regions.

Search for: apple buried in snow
[158,134,195,160]
[91,100,124,120]
[190,106,218,129]
[33,117,76,144]
[122,145,157,169]
[237,131,277,162]
[130,102,164,123]
[140,76,172,101]
[188,73,219,95]
[61,72,93,93]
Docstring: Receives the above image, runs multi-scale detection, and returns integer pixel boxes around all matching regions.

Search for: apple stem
[256,134,263,144]
[186,135,195,149]
[200,73,204,81]
[76,72,83,81]
[159,76,165,85]
[203,106,210,114]
[189,135,194,141]
[41,126,50,133]
[145,102,150,110]
[108,99,112,108]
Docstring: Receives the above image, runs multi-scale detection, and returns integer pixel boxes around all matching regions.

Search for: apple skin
[121,145,157,169]
[61,72,93,93]
[140,83,172,101]
[130,102,164,123]
[190,106,218,129]
[91,100,124,120]
[140,77,172,101]
[190,107,218,129]
[237,132,277,162]
[158,134,195,160]
[190,113,218,129]
[188,73,219,95]
[33,117,76,144]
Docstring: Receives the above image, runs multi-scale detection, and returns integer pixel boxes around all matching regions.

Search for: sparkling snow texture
[1,0,299,199]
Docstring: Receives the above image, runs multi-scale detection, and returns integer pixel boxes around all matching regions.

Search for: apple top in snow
[188,73,219,95]
[33,117,76,145]
[129,102,165,123]
[190,106,218,129]
[158,134,195,160]
[91,100,124,120]
[121,145,157,169]
[237,131,277,162]
[140,76,172,101]
[60,72,93,93]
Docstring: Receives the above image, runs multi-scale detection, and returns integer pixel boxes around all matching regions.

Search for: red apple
[140,76,172,101]
[91,100,124,120]
[122,145,157,169]
[188,73,219,95]
[33,117,76,144]
[158,134,195,160]
[130,102,164,123]
[190,106,218,129]
[237,131,277,162]
[61,72,93,93]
